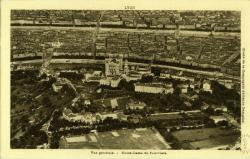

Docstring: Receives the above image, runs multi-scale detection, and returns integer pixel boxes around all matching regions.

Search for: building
[63,108,101,124]
[185,56,193,61]
[184,101,192,107]
[180,94,199,102]
[127,101,146,110]
[110,98,119,109]
[165,83,174,94]
[122,60,151,81]
[71,97,80,107]
[134,83,166,94]
[100,76,121,88]
[84,71,103,83]
[15,64,35,71]
[190,94,199,101]
[202,80,213,93]
[36,143,49,149]
[100,78,110,85]
[189,81,195,89]
[211,105,228,112]
[134,82,174,94]
[160,72,171,78]
[122,71,142,82]
[117,113,128,121]
[110,77,121,87]
[123,59,130,75]
[177,83,189,94]
[218,79,234,89]
[84,99,91,106]
[63,109,101,124]
[171,75,195,82]
[86,76,102,83]
[52,78,68,93]
[63,108,126,124]
[12,53,36,59]
[136,65,151,75]
[128,114,142,123]
[93,71,103,77]
[210,115,228,124]
[99,112,118,120]
[105,58,123,76]
[201,102,210,110]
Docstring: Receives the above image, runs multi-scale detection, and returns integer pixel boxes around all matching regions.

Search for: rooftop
[134,82,165,88]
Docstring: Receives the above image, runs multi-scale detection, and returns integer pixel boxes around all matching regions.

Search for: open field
[172,128,238,142]
[171,128,240,149]
[59,127,171,149]
[188,135,239,149]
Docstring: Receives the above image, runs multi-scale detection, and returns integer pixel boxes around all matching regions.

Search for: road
[40,109,58,148]
[12,26,240,39]
[11,105,43,118]
[150,110,201,116]
[12,58,240,81]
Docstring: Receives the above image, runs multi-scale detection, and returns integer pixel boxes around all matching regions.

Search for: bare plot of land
[188,135,239,149]
[171,128,240,149]
[172,128,237,142]
[59,127,171,149]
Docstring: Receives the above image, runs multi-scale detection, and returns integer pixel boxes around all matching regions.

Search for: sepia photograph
[1,0,250,159]
[10,9,241,150]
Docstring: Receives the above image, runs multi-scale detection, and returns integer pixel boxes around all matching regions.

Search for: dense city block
[10,10,241,150]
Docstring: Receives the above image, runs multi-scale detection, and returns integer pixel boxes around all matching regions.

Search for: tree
[42,96,52,107]
[192,98,202,108]
[40,73,47,79]
[118,80,135,91]
[204,107,215,115]
[140,75,153,83]
[217,120,228,127]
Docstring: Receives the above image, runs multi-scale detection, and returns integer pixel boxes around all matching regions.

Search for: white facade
[52,83,63,93]
[100,77,121,88]
[127,102,146,110]
[171,75,195,82]
[160,73,171,78]
[190,83,195,89]
[165,87,174,94]
[134,83,173,94]
[218,80,234,89]
[100,78,110,85]
[123,73,142,82]
[203,80,213,93]
[134,84,164,94]
[110,78,121,88]
[105,58,123,76]
[210,116,227,124]
[13,53,36,58]
[180,87,188,94]
[214,106,228,112]
[178,84,189,94]
[62,108,121,124]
